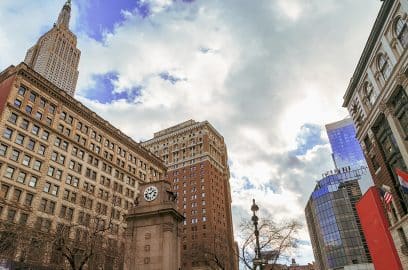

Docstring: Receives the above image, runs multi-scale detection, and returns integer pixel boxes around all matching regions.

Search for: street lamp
[251,199,263,270]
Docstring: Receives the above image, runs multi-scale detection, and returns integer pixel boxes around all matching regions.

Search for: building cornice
[343,0,395,107]
[6,62,166,171]
[142,120,224,146]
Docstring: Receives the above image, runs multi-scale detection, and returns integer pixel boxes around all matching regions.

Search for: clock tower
[124,180,184,270]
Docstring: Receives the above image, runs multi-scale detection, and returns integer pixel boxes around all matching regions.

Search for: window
[364,82,378,106]
[29,176,38,187]
[1,184,10,199]
[43,182,51,193]
[41,130,49,141]
[14,99,22,108]
[15,133,25,145]
[8,113,18,124]
[38,145,46,155]
[25,105,32,114]
[46,117,52,126]
[12,189,22,202]
[35,111,42,120]
[22,155,31,166]
[49,104,56,114]
[19,213,29,225]
[31,125,40,135]
[18,86,26,96]
[0,144,7,156]
[40,98,46,108]
[7,209,16,222]
[10,149,19,161]
[33,160,42,171]
[17,171,26,183]
[3,128,13,139]
[4,166,14,178]
[396,17,408,48]
[20,119,29,130]
[378,53,392,80]
[29,92,37,102]
[60,111,67,120]
[27,138,35,150]
[25,193,34,206]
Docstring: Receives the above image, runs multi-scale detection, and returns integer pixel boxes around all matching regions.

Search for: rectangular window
[31,125,40,135]
[3,128,13,139]
[0,144,7,156]
[33,160,42,171]
[10,149,20,161]
[27,139,35,150]
[8,112,18,124]
[1,184,10,199]
[15,134,25,145]
[29,92,37,102]
[20,119,29,130]
[28,176,38,187]
[41,130,49,141]
[7,209,16,222]
[22,155,31,166]
[24,193,34,206]
[13,189,22,202]
[19,213,29,225]
[25,105,32,114]
[18,86,26,96]
[14,99,22,108]
[17,171,26,183]
[38,145,46,155]
[35,111,42,120]
[4,166,14,178]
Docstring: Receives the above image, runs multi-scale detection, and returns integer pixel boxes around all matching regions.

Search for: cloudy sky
[0,0,382,265]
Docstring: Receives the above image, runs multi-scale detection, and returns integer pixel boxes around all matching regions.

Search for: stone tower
[24,0,80,96]
[124,180,184,270]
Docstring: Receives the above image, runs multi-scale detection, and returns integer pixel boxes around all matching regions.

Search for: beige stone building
[343,0,408,267]
[142,120,238,270]
[0,62,165,268]
[24,0,80,96]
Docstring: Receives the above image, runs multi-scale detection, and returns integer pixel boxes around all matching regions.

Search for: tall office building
[342,0,408,265]
[142,120,238,270]
[325,118,367,170]
[24,0,80,96]
[325,118,372,192]
[305,170,373,270]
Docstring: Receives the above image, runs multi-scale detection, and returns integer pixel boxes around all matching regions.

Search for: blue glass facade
[305,171,372,270]
[326,118,366,170]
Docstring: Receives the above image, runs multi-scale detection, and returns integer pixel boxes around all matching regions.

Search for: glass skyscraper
[325,118,366,170]
[305,171,373,270]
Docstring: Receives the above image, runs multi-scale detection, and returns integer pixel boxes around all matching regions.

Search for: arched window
[364,82,378,105]
[396,17,408,48]
[378,54,392,80]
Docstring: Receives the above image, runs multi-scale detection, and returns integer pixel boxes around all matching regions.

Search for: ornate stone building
[24,0,80,96]
[343,0,408,267]
[142,120,238,270]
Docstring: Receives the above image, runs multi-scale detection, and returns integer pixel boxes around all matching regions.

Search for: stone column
[379,102,408,167]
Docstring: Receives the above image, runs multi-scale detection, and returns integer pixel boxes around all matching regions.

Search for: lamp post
[251,199,263,270]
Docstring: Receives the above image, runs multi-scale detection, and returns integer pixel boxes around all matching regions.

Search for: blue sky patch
[292,123,326,156]
[82,72,141,104]
[76,0,150,41]
[159,71,185,84]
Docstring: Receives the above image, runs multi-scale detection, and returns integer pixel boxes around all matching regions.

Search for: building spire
[57,0,71,28]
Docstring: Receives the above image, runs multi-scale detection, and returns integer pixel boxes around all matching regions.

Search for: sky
[0,0,383,266]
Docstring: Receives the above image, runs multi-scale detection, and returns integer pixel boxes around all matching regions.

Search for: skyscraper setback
[24,0,80,96]
[325,118,367,170]
[142,120,238,270]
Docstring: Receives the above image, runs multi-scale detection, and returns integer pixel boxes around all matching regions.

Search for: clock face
[143,186,158,202]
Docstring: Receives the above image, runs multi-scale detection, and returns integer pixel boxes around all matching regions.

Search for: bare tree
[0,192,123,270]
[239,219,301,270]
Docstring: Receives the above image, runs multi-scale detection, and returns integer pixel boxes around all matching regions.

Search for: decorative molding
[162,223,174,232]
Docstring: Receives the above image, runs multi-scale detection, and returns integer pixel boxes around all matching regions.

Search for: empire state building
[24,0,80,96]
